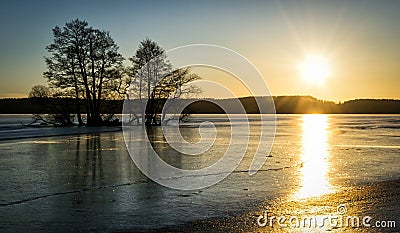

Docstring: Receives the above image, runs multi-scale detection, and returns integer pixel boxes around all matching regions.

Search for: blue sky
[0,0,399,101]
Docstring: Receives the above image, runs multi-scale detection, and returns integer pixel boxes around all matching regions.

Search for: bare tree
[129,38,201,126]
[28,85,50,99]
[129,38,169,123]
[44,19,124,126]
[148,68,201,125]
[28,85,76,126]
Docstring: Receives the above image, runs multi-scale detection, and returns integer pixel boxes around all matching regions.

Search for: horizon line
[1,95,400,103]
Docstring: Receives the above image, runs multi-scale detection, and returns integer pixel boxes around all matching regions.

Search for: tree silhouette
[129,38,201,126]
[44,19,124,126]
[28,85,76,126]
[147,68,201,125]
[28,85,50,99]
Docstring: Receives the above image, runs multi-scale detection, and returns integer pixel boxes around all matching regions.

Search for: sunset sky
[0,0,399,101]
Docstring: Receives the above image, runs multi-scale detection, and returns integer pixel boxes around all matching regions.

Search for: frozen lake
[0,114,399,231]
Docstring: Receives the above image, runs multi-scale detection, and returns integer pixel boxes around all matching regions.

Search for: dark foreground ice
[0,114,399,232]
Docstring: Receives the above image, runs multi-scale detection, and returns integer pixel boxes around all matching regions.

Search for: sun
[298,54,331,85]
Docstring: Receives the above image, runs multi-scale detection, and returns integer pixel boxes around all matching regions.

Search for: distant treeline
[0,96,399,114]
[184,96,400,114]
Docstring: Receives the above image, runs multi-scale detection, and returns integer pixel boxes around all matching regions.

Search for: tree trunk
[75,98,84,126]
[72,66,84,126]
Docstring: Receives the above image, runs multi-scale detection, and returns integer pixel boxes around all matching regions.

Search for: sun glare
[295,114,332,199]
[298,55,331,85]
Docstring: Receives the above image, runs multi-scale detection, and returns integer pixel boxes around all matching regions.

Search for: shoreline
[0,126,122,141]
[141,179,400,232]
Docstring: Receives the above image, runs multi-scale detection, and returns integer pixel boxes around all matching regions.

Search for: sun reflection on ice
[296,114,332,199]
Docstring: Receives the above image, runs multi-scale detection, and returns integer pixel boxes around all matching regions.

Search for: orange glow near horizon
[295,114,332,199]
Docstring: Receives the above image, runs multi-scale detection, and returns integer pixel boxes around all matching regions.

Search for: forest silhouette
[0,96,399,114]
